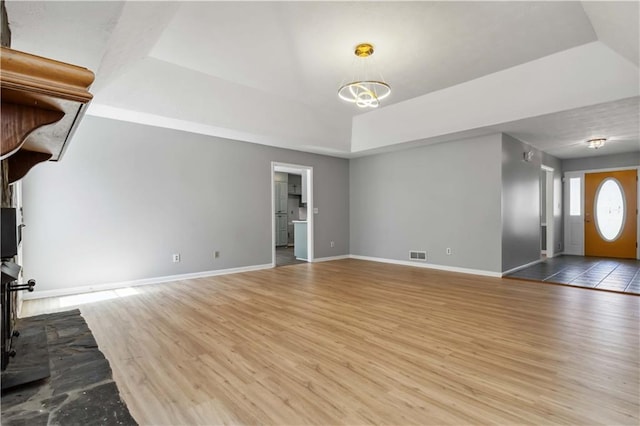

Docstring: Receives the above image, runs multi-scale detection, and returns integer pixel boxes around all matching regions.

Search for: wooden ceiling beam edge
[1,47,94,103]
[7,150,52,184]
[1,104,64,160]
[0,46,94,187]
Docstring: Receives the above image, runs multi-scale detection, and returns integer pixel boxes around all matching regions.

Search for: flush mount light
[586,138,606,149]
[338,43,391,109]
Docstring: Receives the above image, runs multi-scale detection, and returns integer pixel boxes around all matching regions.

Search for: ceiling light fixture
[338,43,391,109]
[586,138,606,149]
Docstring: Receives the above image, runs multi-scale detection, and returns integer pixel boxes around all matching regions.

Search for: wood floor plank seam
[21,259,640,425]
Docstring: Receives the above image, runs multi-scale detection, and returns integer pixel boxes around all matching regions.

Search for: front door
[584,169,637,259]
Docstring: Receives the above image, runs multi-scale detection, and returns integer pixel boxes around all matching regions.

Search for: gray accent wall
[23,115,586,294]
[562,152,640,172]
[350,134,503,273]
[501,134,542,272]
[22,116,349,293]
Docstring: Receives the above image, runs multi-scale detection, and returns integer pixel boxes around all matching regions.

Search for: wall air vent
[409,251,427,261]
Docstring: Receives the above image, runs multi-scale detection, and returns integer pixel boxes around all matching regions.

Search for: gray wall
[541,151,564,253]
[501,134,542,272]
[350,134,503,273]
[22,116,349,293]
[562,152,640,172]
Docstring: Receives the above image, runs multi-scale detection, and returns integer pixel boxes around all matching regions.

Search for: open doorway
[541,165,555,258]
[271,162,313,267]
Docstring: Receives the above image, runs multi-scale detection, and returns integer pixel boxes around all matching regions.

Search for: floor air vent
[409,251,427,261]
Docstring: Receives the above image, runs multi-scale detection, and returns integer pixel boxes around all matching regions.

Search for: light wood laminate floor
[22,259,640,425]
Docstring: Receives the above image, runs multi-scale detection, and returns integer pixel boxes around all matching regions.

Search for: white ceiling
[149,1,597,112]
[5,1,640,160]
[499,97,640,159]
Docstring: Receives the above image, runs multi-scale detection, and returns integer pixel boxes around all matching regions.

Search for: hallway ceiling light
[338,43,391,109]
[586,138,606,149]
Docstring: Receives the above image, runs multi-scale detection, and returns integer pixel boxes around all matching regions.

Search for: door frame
[563,165,639,259]
[563,171,585,256]
[271,162,314,266]
[541,165,555,258]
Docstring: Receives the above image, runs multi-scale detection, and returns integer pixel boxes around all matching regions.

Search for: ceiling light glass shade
[586,138,606,149]
[338,43,391,109]
[338,81,391,108]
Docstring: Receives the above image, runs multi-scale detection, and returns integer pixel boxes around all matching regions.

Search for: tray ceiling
[5,1,639,159]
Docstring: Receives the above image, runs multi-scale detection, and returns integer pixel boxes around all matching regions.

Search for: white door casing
[564,166,640,259]
[564,171,585,256]
[542,165,555,258]
[271,162,314,265]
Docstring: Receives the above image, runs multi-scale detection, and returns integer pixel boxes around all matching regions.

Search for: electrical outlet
[330,241,335,248]
[446,248,452,255]
[214,251,220,259]
[172,253,180,263]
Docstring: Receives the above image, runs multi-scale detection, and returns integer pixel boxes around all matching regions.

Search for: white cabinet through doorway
[275,182,287,213]
[276,214,287,246]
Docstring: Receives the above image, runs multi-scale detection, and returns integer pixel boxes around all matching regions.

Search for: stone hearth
[1,309,137,425]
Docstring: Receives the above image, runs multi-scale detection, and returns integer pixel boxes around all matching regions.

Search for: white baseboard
[21,253,560,300]
[312,255,351,263]
[22,263,273,300]
[349,255,502,278]
[501,258,544,276]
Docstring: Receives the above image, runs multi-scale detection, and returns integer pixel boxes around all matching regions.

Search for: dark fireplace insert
[1,207,41,390]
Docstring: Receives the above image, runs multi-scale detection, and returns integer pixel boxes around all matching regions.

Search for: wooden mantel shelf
[1,47,94,183]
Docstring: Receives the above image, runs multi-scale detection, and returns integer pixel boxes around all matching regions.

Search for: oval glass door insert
[595,178,625,241]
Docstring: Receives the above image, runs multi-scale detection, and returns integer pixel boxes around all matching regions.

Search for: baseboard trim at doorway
[312,255,351,263]
[501,259,545,277]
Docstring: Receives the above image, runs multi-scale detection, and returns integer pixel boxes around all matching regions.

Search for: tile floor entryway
[275,246,306,267]
[506,255,640,295]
